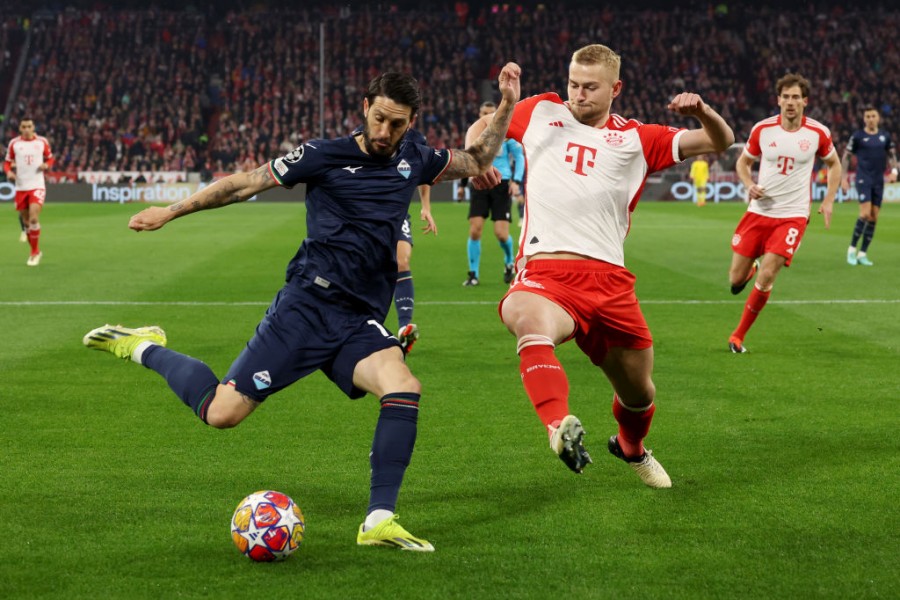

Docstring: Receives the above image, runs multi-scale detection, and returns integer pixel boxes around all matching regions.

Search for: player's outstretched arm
[438,62,521,182]
[669,93,735,159]
[129,165,278,231]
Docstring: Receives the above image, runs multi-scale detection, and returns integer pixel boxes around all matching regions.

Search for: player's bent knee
[618,385,655,410]
[393,372,422,396]
[204,385,258,429]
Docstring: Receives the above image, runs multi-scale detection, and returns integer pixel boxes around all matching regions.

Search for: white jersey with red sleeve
[507,93,685,268]
[742,115,835,218]
[5,135,53,191]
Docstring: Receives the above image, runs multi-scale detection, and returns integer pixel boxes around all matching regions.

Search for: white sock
[363,509,394,531]
[131,340,156,365]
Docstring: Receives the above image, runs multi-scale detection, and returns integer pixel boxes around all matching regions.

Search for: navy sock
[850,217,866,247]
[394,270,415,328]
[860,221,876,252]
[142,345,219,423]
[368,393,420,513]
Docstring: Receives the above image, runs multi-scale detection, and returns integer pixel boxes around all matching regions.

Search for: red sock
[732,286,771,341]
[519,343,569,429]
[28,226,40,254]
[612,395,655,459]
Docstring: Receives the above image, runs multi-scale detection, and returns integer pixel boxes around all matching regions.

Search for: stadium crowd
[1,1,897,177]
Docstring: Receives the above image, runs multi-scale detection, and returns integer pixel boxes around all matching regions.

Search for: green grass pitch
[1,199,897,599]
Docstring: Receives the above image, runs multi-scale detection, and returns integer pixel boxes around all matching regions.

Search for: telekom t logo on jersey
[776,155,795,175]
[565,142,598,176]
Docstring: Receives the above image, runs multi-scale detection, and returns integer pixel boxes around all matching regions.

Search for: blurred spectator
[0,2,896,175]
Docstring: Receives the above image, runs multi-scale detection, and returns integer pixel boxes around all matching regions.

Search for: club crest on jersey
[284,145,305,163]
[604,132,625,147]
[397,159,411,179]
[253,370,272,390]
[798,139,811,152]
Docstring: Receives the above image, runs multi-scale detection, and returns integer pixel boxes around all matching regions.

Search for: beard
[362,125,400,158]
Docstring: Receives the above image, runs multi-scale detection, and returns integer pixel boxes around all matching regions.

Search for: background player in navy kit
[841,106,898,266]
[83,64,522,552]
[394,128,435,354]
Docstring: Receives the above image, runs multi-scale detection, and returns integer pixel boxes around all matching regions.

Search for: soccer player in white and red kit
[467,44,734,487]
[4,117,54,266]
[728,73,841,353]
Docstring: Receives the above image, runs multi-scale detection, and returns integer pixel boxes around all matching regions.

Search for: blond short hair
[571,44,621,80]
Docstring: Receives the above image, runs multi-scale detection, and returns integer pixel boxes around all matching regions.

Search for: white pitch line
[1,299,899,307]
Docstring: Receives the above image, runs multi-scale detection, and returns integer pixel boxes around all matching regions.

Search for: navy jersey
[267,135,451,319]
[847,129,894,179]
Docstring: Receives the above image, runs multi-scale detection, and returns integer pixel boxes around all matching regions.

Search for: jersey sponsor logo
[397,159,411,179]
[274,158,288,176]
[283,145,305,163]
[564,142,598,176]
[798,139,811,152]
[342,166,362,173]
[603,132,625,147]
[252,370,272,391]
[776,155,795,175]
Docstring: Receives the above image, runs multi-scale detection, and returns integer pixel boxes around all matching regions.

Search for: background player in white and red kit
[4,117,54,266]
[468,44,734,487]
[729,73,841,353]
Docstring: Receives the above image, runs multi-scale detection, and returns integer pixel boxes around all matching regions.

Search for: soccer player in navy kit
[393,128,435,354]
[84,64,521,552]
[841,106,898,266]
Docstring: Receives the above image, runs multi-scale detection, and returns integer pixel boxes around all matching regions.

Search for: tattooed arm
[128,165,278,231]
[437,62,521,182]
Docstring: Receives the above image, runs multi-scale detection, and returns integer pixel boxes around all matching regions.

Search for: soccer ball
[230,490,306,561]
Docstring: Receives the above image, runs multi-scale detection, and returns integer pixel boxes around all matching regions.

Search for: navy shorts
[855,175,884,207]
[398,213,413,246]
[469,180,512,221]
[223,281,401,401]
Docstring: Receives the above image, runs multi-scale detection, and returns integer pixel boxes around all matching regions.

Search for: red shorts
[15,189,46,211]
[731,212,808,267]
[499,259,652,365]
